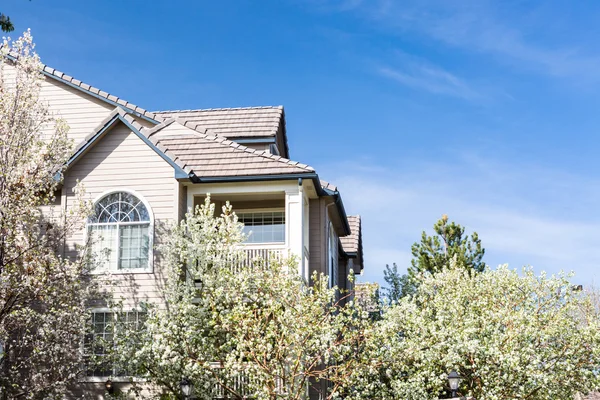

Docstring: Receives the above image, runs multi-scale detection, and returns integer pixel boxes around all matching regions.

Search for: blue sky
[5,0,600,287]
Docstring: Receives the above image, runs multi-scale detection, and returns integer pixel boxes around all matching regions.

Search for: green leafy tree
[343,264,600,400]
[0,13,13,32]
[382,263,415,302]
[1,1,33,32]
[408,215,485,283]
[110,198,370,400]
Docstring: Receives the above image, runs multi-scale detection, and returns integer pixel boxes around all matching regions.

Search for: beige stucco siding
[309,198,345,290]
[309,198,328,280]
[40,77,114,143]
[63,122,177,306]
[2,64,114,143]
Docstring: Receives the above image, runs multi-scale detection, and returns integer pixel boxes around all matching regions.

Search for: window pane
[85,311,147,378]
[90,192,150,223]
[118,224,149,269]
[85,312,113,377]
[88,225,118,270]
[238,211,285,243]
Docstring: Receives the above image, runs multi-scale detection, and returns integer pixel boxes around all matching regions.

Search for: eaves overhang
[190,172,351,235]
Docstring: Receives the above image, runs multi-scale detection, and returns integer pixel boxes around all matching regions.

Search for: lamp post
[180,378,193,399]
[447,370,461,398]
[105,379,114,394]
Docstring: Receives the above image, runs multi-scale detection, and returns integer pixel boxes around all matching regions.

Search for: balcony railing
[231,247,285,273]
[210,363,286,399]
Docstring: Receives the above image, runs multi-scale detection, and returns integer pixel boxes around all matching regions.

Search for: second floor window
[238,210,285,244]
[88,191,152,271]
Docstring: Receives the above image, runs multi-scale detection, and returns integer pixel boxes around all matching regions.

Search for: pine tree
[408,215,485,283]
[383,263,415,302]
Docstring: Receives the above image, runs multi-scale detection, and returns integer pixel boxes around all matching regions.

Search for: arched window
[88,191,152,271]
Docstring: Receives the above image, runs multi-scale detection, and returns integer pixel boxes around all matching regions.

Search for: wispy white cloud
[376,53,481,99]
[306,0,600,83]
[318,155,600,287]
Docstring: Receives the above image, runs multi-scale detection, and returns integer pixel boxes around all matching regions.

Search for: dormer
[154,106,290,158]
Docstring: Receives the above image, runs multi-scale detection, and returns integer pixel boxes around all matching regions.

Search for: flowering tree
[344,264,600,400]
[0,31,92,399]
[112,198,369,400]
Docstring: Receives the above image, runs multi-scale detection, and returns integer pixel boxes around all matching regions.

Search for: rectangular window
[89,225,118,270]
[119,225,150,270]
[84,311,146,378]
[88,224,149,271]
[238,210,285,244]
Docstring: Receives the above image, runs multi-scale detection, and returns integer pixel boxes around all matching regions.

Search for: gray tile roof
[69,109,314,179]
[147,118,313,178]
[320,180,338,192]
[38,60,293,157]
[340,215,362,254]
[154,106,284,139]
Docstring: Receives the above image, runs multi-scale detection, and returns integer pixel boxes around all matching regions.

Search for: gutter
[189,172,351,235]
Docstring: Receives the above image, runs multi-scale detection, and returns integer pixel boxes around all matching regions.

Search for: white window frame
[86,189,154,274]
[237,207,286,246]
[80,308,147,383]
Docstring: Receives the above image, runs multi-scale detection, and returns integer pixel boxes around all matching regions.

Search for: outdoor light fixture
[193,277,203,291]
[447,370,461,398]
[105,379,114,394]
[180,378,193,398]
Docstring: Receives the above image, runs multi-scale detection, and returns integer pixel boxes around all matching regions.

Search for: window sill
[85,268,154,276]
[241,243,286,248]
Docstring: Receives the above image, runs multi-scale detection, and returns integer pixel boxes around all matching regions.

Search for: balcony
[210,363,286,399]
[232,247,285,273]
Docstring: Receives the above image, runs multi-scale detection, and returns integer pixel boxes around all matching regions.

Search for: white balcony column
[285,184,305,277]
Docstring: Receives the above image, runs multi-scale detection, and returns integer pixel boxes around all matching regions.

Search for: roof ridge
[153,105,284,113]
[174,119,313,172]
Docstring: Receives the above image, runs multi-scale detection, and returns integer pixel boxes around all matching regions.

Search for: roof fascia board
[40,70,159,125]
[334,193,352,235]
[231,137,277,144]
[193,173,317,184]
[117,116,190,179]
[66,113,120,168]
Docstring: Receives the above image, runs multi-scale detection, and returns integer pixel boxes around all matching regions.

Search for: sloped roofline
[29,58,351,236]
[66,109,316,181]
[64,108,352,236]
[154,106,290,158]
[340,215,364,272]
[5,53,162,125]
[41,65,162,125]
[161,118,311,173]
[65,108,190,179]
[47,65,292,157]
